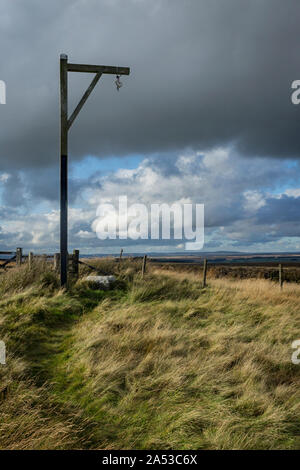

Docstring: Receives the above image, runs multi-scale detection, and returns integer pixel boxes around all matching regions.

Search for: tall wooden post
[279,264,283,289]
[119,248,123,261]
[16,247,22,266]
[60,54,68,287]
[142,255,147,277]
[28,252,33,269]
[72,249,79,279]
[54,253,60,272]
[203,258,207,288]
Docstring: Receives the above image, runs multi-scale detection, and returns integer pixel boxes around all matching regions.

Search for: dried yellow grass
[0,265,299,449]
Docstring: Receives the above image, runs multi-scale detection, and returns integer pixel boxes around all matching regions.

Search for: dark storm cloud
[1,173,28,207]
[256,195,300,225]
[1,0,300,174]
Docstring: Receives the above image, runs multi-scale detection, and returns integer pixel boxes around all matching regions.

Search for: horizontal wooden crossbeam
[67,63,130,75]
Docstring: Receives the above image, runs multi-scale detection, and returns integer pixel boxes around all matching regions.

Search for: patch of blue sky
[264,159,300,195]
[282,159,299,169]
[27,200,55,215]
[0,186,4,203]
[267,184,297,196]
[70,154,144,180]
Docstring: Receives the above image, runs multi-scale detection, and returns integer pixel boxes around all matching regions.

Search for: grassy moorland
[0,259,299,450]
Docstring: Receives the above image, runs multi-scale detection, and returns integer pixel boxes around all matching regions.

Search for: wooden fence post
[142,255,147,277]
[28,252,34,269]
[119,248,123,262]
[16,247,22,266]
[203,258,207,288]
[54,253,60,272]
[0,386,8,403]
[72,249,79,279]
[279,264,283,289]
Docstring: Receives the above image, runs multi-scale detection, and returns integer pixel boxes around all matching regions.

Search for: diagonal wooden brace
[68,72,102,130]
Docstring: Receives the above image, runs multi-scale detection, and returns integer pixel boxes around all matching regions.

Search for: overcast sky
[1,0,300,253]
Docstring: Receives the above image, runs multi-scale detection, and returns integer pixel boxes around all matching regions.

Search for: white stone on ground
[84,275,116,289]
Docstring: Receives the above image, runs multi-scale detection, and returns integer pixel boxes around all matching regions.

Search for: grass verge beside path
[0,261,299,449]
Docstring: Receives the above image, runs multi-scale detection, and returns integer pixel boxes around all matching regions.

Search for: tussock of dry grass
[0,263,299,449]
[49,271,300,449]
[0,259,59,296]
[0,380,79,450]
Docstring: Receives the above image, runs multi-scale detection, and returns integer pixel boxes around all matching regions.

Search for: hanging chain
[115,75,123,91]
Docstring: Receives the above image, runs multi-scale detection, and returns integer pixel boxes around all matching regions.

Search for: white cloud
[285,188,300,198]
[0,173,10,182]
[76,230,95,239]
[243,190,266,213]
[1,147,300,253]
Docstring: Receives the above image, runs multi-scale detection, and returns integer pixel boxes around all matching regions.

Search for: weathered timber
[67,73,102,130]
[78,259,110,275]
[72,249,79,278]
[279,264,283,289]
[16,247,23,266]
[203,258,207,288]
[59,55,130,288]
[28,252,34,269]
[54,253,60,272]
[67,63,130,75]
[60,54,68,287]
[142,255,147,277]
[0,255,16,269]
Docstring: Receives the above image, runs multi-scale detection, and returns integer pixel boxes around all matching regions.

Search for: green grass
[0,261,299,449]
